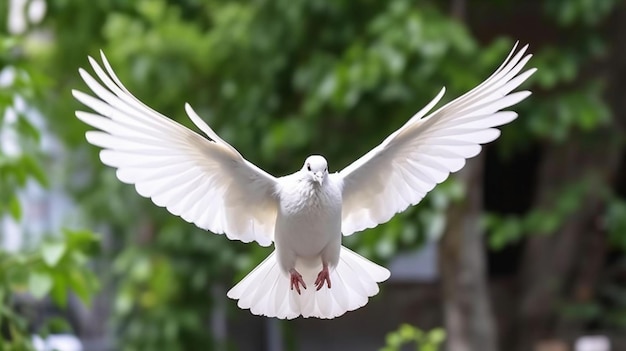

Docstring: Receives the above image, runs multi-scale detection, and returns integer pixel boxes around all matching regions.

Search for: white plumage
[73,42,535,319]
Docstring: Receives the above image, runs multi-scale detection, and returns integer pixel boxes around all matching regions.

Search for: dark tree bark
[439,154,498,351]
[438,1,498,350]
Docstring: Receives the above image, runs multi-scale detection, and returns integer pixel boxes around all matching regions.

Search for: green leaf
[606,199,626,250]
[67,269,91,304]
[386,332,402,347]
[399,323,416,339]
[42,242,66,267]
[115,290,133,315]
[428,328,446,343]
[28,272,53,299]
[64,228,99,252]
[16,114,41,143]
[50,272,68,307]
[43,316,73,334]
[8,194,21,221]
[22,154,48,187]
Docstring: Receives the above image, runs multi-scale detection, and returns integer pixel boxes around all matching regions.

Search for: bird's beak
[314,172,324,184]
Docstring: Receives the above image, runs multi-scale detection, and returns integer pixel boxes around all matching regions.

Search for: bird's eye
[307,164,311,171]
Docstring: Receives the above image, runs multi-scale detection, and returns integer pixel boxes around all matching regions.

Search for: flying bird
[73,42,535,319]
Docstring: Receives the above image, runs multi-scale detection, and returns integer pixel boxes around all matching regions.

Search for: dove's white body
[73,42,536,319]
[275,173,342,272]
[225,161,390,319]
[225,161,391,319]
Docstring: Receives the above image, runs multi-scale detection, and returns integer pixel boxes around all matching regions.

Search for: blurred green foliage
[544,0,620,26]
[486,0,618,247]
[484,179,592,249]
[1,36,99,350]
[0,230,99,351]
[0,39,48,220]
[483,0,626,334]
[381,324,445,351]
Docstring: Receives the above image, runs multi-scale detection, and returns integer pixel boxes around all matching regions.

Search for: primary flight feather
[73,42,535,319]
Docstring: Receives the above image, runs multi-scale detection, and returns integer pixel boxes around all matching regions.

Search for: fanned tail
[226,246,390,319]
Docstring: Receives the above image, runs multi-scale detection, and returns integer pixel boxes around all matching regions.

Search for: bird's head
[302,155,328,185]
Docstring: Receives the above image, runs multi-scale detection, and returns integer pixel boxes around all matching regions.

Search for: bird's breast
[278,179,341,217]
[274,180,342,257]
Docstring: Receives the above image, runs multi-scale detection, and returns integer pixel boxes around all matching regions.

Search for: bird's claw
[290,270,306,295]
[315,266,331,290]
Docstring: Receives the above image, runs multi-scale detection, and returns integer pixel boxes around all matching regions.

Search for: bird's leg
[289,268,307,295]
[315,262,332,290]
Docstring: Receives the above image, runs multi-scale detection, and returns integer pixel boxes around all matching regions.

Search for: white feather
[73,54,278,246]
[226,247,390,319]
[338,43,536,236]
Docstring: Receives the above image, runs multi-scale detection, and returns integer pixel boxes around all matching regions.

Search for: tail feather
[227,246,390,319]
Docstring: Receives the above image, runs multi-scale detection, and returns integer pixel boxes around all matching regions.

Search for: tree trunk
[439,1,498,350]
[439,154,498,351]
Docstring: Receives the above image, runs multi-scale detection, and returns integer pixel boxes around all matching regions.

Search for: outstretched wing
[73,52,278,246]
[336,42,536,236]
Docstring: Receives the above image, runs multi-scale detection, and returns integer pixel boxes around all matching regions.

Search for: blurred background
[1,0,625,350]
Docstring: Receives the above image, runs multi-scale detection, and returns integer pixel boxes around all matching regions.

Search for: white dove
[73,42,535,319]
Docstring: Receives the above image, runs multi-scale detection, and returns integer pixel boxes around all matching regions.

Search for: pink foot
[315,264,331,290]
[289,269,307,295]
